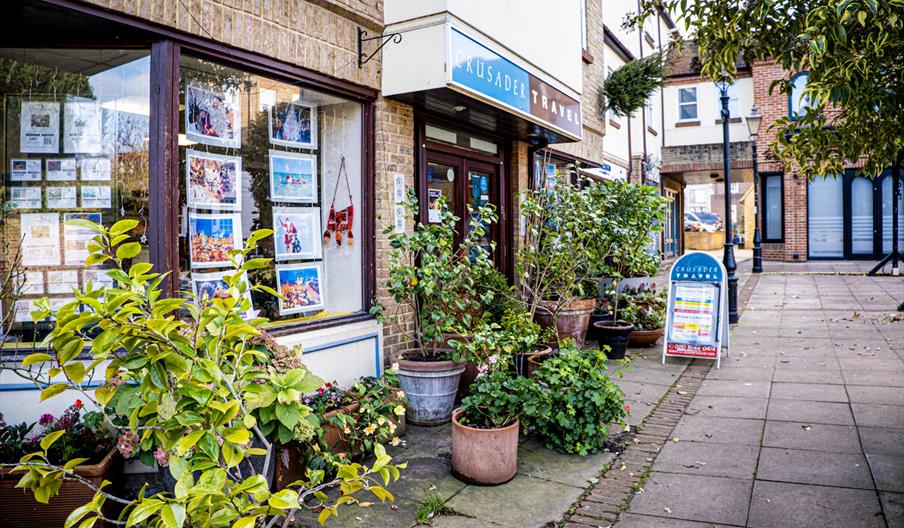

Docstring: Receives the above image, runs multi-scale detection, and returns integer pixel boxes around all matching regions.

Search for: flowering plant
[0,402,112,465]
[458,358,540,429]
[5,220,403,526]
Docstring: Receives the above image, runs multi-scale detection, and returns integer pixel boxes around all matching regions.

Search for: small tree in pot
[517,172,614,345]
[378,190,498,425]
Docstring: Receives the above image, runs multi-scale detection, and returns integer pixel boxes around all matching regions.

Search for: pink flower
[625,404,631,414]
[116,432,140,459]
[476,363,489,378]
[38,413,54,426]
[153,446,169,468]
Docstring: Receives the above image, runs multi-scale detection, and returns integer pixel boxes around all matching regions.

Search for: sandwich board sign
[662,252,729,368]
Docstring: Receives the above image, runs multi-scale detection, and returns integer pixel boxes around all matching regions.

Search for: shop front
[382,3,585,278]
[0,0,384,422]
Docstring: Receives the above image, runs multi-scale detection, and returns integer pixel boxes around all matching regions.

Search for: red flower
[625,404,631,414]
[74,399,83,409]
[324,382,332,388]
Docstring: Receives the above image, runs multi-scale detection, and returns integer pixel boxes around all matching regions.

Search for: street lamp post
[747,105,764,273]
[718,78,739,323]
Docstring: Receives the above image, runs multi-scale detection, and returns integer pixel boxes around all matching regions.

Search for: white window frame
[790,72,810,119]
[677,87,698,121]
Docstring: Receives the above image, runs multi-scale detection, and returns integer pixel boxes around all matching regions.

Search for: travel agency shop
[0,0,591,423]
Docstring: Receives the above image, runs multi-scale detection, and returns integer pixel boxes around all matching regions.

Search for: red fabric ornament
[323,157,354,246]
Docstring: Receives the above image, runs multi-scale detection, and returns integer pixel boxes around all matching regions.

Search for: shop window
[178,56,364,325]
[678,87,697,121]
[790,72,810,119]
[1,48,150,343]
[762,173,783,242]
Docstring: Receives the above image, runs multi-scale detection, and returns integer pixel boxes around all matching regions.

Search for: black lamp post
[746,105,764,273]
[718,77,739,323]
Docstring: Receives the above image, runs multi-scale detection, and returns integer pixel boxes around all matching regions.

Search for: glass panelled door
[466,162,497,255]
[808,177,844,258]
[663,189,680,257]
[850,176,875,255]
[881,174,904,253]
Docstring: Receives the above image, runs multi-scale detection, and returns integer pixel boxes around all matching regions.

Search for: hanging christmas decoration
[323,156,354,246]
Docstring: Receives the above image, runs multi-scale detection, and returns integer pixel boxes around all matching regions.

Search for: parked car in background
[695,212,723,232]
[684,213,704,232]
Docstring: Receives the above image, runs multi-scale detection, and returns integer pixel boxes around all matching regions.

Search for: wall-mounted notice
[663,252,729,368]
[20,101,60,153]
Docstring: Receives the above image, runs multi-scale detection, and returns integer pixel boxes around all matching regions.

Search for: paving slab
[446,474,583,528]
[838,357,904,371]
[771,368,843,384]
[757,447,874,488]
[611,368,682,386]
[843,369,904,387]
[748,480,885,528]
[766,399,855,425]
[517,439,615,488]
[624,401,656,427]
[859,426,904,456]
[696,379,772,398]
[627,472,751,526]
[616,380,673,404]
[762,421,862,453]
[652,440,758,479]
[704,366,774,382]
[770,382,849,402]
[867,453,904,493]
[685,396,768,420]
[669,416,764,446]
[615,513,741,528]
[881,492,904,528]
[431,516,504,528]
[773,356,839,369]
[851,403,904,428]
[847,385,904,405]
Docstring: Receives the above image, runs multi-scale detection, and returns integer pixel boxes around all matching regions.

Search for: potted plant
[621,285,667,347]
[379,190,497,425]
[497,309,554,377]
[451,359,538,485]
[4,221,404,527]
[0,405,118,527]
[523,346,629,455]
[593,181,666,358]
[516,171,613,345]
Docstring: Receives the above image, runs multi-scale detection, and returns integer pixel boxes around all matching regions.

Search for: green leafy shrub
[459,364,540,429]
[523,347,628,455]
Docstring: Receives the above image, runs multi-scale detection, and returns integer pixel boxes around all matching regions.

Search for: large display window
[0,41,374,347]
[1,49,150,342]
[177,56,364,325]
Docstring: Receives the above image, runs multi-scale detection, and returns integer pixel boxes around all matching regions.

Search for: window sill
[715,117,743,124]
[675,120,700,127]
[264,312,375,338]
[582,48,595,64]
[608,119,621,129]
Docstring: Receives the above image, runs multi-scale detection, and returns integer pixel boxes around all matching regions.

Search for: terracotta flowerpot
[1,449,120,528]
[525,350,555,378]
[451,409,519,485]
[513,345,553,377]
[534,298,597,345]
[593,321,635,360]
[628,327,664,347]
[320,400,361,455]
[397,354,467,426]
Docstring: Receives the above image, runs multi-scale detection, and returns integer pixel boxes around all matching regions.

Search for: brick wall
[374,98,415,358]
[81,0,383,90]
[751,60,807,261]
[661,142,752,173]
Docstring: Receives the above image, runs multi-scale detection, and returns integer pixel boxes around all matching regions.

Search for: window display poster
[188,213,243,269]
[46,186,78,209]
[11,159,42,182]
[186,150,242,210]
[269,151,317,203]
[191,270,255,317]
[275,262,324,315]
[20,101,60,153]
[269,101,317,149]
[63,212,102,265]
[64,100,102,154]
[46,158,77,181]
[10,187,42,209]
[83,268,116,290]
[20,213,61,266]
[47,270,79,295]
[80,157,112,181]
[14,299,40,323]
[427,189,443,223]
[272,207,322,260]
[81,186,112,208]
[185,85,241,148]
[22,271,45,295]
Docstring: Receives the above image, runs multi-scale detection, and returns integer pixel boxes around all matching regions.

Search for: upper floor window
[678,87,697,120]
[716,82,740,119]
[790,72,810,119]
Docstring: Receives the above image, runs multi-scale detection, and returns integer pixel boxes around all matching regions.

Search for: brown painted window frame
[45,0,378,337]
